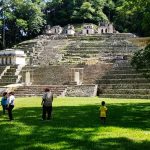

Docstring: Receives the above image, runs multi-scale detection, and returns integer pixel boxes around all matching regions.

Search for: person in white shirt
[8,92,15,121]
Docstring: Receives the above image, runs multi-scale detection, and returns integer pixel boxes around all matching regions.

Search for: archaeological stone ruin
[0,23,150,98]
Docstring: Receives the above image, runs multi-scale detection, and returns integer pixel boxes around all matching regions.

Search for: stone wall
[65,85,98,97]
[31,65,75,85]
[14,85,67,97]
[36,39,69,66]
[61,34,140,64]
[83,63,113,84]
[21,63,112,85]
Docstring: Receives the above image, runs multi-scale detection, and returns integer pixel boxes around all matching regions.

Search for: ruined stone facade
[82,24,95,35]
[98,21,114,34]
[44,22,116,36]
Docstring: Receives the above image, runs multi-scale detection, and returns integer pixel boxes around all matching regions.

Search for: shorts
[100,117,106,120]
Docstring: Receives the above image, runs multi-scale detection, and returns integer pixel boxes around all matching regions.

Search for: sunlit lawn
[0,97,150,150]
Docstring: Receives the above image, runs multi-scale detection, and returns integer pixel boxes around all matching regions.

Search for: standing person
[1,92,8,115]
[41,88,53,120]
[99,101,107,125]
[7,92,15,121]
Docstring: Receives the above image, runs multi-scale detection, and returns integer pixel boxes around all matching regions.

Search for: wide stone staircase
[0,65,18,86]
[16,38,70,66]
[36,39,69,66]
[97,60,150,99]
[61,34,139,64]
[0,66,6,74]
[14,85,67,97]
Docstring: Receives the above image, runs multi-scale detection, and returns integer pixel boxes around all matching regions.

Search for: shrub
[131,44,150,77]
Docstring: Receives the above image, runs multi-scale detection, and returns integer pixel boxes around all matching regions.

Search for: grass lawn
[0,97,150,150]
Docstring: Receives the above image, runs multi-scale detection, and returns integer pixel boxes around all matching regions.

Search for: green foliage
[76,2,95,20]
[131,44,150,78]
[131,44,150,70]
[16,19,28,30]
[114,0,150,35]
[0,0,46,49]
[0,0,150,49]
[46,0,111,25]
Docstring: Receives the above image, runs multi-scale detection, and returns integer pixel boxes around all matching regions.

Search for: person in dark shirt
[41,88,53,120]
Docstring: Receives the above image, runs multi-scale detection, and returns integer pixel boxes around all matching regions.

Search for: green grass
[0,97,150,150]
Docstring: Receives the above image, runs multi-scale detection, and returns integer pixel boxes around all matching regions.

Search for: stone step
[69,81,77,85]
[16,86,67,89]
[15,93,64,97]
[103,89,150,95]
[102,74,146,79]
[66,46,138,51]
[15,89,64,93]
[64,50,99,54]
[110,69,150,73]
[64,49,136,54]
[63,54,97,58]
[14,85,67,97]
[0,79,16,82]
[0,82,16,86]
[99,84,150,89]
[0,68,5,71]
[112,66,134,70]
[15,91,62,95]
[7,69,16,73]
[79,44,137,47]
[97,78,150,84]
[4,72,16,76]
[108,70,138,74]
[99,94,150,99]
[59,61,81,64]
[15,94,43,97]
[1,78,17,82]
[2,75,17,78]
[16,86,66,90]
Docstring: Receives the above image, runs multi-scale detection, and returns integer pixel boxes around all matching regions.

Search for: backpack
[43,92,53,106]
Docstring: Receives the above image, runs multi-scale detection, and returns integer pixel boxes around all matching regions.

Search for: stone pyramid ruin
[0,23,149,98]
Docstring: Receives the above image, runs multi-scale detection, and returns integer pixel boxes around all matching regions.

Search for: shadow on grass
[107,103,150,130]
[0,103,150,150]
[23,137,150,150]
[11,103,150,129]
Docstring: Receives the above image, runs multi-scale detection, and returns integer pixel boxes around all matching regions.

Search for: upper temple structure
[44,21,116,36]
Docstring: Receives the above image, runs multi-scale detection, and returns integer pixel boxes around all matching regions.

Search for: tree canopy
[0,0,46,48]
[131,44,150,72]
[0,0,150,49]
[113,0,150,36]
[131,44,150,79]
[46,0,113,25]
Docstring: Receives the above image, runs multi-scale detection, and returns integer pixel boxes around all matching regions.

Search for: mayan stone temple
[0,22,149,98]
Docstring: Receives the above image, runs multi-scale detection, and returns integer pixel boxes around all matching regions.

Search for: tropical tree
[113,0,150,35]
[0,0,46,49]
[131,44,150,77]
[46,0,114,25]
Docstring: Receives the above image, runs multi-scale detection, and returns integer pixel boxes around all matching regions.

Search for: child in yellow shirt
[99,101,107,124]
